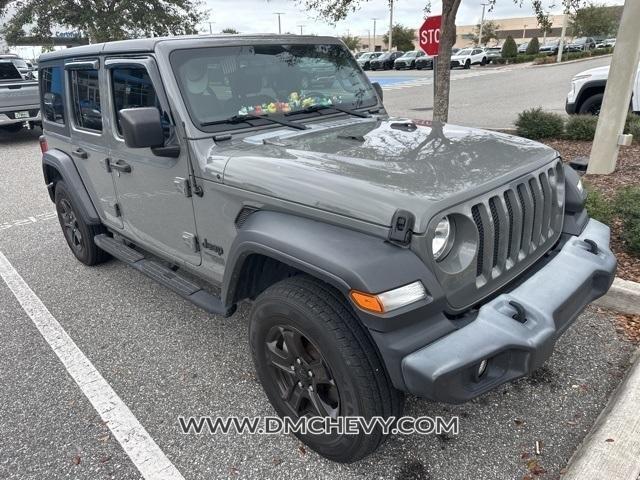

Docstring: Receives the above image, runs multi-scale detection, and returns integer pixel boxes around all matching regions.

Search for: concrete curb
[561,348,640,480]
[530,53,613,68]
[594,277,640,316]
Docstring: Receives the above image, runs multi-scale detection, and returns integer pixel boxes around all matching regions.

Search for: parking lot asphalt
[368,56,612,128]
[0,110,635,479]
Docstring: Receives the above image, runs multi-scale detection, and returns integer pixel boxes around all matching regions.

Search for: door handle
[71,148,88,159]
[111,160,132,173]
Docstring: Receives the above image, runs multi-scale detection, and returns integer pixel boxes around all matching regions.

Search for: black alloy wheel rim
[264,324,340,419]
[59,198,84,254]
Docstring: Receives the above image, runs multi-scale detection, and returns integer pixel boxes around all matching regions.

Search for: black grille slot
[489,198,500,268]
[471,205,484,277]
[504,192,515,259]
[517,184,528,251]
[235,207,258,228]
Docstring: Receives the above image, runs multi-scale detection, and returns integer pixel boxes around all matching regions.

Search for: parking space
[0,58,635,479]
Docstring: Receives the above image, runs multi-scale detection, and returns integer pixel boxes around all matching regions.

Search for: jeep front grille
[469,161,564,288]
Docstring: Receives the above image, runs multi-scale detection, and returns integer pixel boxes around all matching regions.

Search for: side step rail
[94,234,235,317]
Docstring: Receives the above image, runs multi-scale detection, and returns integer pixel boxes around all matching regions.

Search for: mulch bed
[544,140,640,344]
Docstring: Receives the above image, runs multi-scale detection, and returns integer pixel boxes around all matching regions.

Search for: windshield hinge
[182,232,199,253]
[174,176,193,198]
[388,209,415,246]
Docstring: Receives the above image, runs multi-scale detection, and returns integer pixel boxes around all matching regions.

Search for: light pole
[388,0,394,52]
[478,3,488,46]
[367,29,371,51]
[297,24,305,35]
[557,10,568,63]
[273,12,285,34]
[371,18,379,51]
[522,24,527,39]
[206,21,215,34]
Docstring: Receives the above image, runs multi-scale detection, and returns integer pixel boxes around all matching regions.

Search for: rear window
[41,66,65,124]
[0,61,22,80]
[70,69,102,131]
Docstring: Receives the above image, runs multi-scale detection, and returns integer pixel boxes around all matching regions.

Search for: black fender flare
[42,149,101,224]
[575,79,607,108]
[222,211,443,314]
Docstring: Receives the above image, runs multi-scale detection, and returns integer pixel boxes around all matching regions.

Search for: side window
[41,66,65,124]
[111,67,161,135]
[70,69,102,131]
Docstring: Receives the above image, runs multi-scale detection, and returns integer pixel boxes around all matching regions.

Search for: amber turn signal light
[349,291,385,313]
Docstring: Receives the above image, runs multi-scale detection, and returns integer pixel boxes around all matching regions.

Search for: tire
[464,60,471,69]
[578,93,604,115]
[54,180,110,266]
[249,275,404,463]
[481,57,487,66]
[416,65,422,70]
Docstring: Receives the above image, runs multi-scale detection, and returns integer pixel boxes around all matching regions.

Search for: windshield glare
[457,49,472,55]
[171,44,377,130]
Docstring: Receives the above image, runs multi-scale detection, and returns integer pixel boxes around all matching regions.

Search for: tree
[0,0,206,44]
[382,24,415,52]
[340,34,361,51]
[303,0,586,122]
[501,35,518,58]
[570,2,621,37]
[525,36,540,54]
[468,20,500,46]
[221,28,239,34]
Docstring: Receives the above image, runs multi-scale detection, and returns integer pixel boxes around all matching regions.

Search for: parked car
[356,51,382,70]
[566,63,640,115]
[566,37,596,52]
[353,51,365,59]
[0,53,36,80]
[538,40,560,55]
[0,58,40,133]
[484,46,503,63]
[450,47,487,69]
[369,50,404,70]
[415,55,434,70]
[39,34,615,464]
[393,50,425,70]
[517,42,529,54]
[596,38,616,49]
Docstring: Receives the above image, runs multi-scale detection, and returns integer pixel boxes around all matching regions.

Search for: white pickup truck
[566,63,640,115]
[0,58,40,133]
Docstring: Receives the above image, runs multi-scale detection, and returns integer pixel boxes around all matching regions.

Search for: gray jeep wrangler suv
[38,35,616,463]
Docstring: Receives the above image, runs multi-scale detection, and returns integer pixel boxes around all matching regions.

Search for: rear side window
[41,66,65,124]
[70,69,102,132]
[111,67,159,134]
[0,61,22,80]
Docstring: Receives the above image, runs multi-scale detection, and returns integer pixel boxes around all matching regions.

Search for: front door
[65,59,122,228]
[104,57,201,267]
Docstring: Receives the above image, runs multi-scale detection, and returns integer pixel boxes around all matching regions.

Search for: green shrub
[502,36,518,58]
[614,187,640,255]
[515,107,565,139]
[585,187,614,225]
[624,113,640,143]
[526,37,540,55]
[565,115,599,141]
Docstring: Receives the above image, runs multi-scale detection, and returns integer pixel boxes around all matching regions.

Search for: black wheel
[249,275,404,463]
[578,93,604,115]
[416,66,422,70]
[481,56,487,66]
[464,60,471,69]
[54,180,109,266]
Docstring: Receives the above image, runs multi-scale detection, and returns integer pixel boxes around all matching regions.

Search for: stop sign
[419,15,442,56]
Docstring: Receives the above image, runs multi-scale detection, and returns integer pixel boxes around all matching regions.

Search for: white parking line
[0,250,185,480]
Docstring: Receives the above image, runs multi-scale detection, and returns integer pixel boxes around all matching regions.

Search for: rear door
[65,59,122,227]
[104,57,201,267]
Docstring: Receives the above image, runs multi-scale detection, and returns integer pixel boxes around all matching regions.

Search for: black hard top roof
[38,34,342,62]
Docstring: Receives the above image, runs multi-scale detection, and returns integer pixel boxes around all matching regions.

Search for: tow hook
[583,239,599,255]
[509,300,527,323]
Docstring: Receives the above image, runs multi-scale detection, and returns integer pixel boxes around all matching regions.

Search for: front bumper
[400,218,616,403]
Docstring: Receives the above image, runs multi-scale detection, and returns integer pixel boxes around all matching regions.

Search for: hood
[221,118,558,233]
[574,65,610,78]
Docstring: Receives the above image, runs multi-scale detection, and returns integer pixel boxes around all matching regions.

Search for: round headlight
[432,217,454,261]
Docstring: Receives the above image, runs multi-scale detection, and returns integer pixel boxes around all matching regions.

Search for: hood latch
[388,209,415,246]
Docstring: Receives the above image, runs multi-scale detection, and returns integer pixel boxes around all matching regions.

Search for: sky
[203,0,625,36]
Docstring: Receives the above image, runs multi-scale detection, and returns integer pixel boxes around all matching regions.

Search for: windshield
[457,49,472,55]
[574,38,587,44]
[402,51,419,58]
[171,43,377,131]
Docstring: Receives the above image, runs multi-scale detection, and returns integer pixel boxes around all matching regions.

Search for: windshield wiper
[201,114,307,131]
[286,104,371,119]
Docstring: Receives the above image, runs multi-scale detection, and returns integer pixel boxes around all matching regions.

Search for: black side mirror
[119,107,165,149]
[372,81,383,102]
